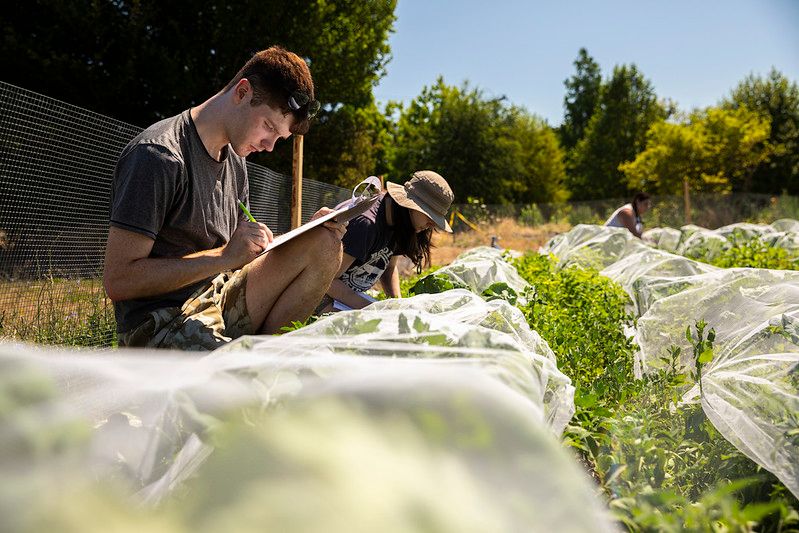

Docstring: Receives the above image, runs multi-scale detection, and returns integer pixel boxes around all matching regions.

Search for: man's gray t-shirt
[110,110,248,333]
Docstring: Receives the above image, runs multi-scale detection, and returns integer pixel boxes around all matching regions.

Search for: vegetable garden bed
[2,222,798,531]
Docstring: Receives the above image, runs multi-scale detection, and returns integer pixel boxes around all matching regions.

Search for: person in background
[316,170,454,313]
[104,46,345,350]
[605,192,652,238]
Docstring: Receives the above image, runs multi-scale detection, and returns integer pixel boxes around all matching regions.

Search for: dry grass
[0,278,109,322]
[393,219,569,276]
[0,277,115,346]
[429,219,570,267]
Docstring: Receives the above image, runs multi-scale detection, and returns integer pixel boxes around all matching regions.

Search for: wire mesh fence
[0,81,349,347]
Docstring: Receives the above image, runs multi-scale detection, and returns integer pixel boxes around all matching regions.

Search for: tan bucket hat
[386,170,454,233]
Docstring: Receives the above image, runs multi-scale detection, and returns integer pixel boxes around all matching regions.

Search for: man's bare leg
[244,226,342,334]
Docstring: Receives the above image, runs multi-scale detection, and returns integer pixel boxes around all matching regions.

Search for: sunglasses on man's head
[288,91,320,119]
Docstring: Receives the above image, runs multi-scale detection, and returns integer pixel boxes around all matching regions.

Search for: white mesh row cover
[0,291,610,532]
[642,218,799,261]
[279,289,576,435]
[427,246,532,300]
[542,224,799,497]
[542,224,654,271]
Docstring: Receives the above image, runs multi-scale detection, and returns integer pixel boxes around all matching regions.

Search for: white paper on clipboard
[258,176,383,255]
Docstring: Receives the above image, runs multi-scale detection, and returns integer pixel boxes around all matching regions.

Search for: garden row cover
[542,224,799,498]
[0,248,615,532]
[643,218,799,261]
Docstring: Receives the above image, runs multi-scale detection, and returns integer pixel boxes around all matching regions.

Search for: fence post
[683,177,692,225]
[291,135,304,229]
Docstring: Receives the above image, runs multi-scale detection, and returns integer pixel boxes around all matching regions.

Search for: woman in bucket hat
[316,170,454,313]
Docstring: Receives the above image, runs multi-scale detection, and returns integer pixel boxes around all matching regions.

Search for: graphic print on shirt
[342,246,393,292]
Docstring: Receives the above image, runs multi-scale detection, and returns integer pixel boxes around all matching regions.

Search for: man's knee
[307,227,342,272]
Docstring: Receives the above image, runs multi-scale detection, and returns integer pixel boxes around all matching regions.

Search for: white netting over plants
[0,252,612,531]
[543,224,799,497]
[279,289,575,434]
[0,340,602,531]
[642,219,799,260]
[640,226,682,253]
[542,224,652,270]
[424,246,532,298]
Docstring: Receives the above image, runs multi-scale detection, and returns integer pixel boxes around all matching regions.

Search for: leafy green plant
[509,251,799,530]
[519,204,545,226]
[708,236,799,270]
[399,266,443,298]
[513,252,636,398]
[408,273,468,296]
[480,282,520,305]
[568,204,603,226]
[687,320,715,394]
[278,315,319,333]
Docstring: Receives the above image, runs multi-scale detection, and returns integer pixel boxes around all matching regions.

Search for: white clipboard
[258,176,382,254]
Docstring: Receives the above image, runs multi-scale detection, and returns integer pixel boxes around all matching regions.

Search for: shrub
[519,204,545,227]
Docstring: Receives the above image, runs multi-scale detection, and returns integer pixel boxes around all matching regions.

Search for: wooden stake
[291,135,304,229]
[683,176,691,225]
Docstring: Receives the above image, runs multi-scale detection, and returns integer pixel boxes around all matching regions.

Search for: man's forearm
[104,247,232,301]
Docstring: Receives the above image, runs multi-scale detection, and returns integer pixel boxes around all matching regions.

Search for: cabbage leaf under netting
[543,224,799,498]
[0,333,607,532]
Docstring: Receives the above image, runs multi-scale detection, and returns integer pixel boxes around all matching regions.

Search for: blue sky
[373,0,799,126]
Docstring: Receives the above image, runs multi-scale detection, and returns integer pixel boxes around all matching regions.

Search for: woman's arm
[324,252,374,310]
[379,256,401,298]
[618,208,642,238]
[326,279,376,309]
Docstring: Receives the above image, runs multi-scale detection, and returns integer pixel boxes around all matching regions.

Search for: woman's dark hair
[631,192,651,218]
[390,200,433,273]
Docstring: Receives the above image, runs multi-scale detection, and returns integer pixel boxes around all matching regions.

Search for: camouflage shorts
[119,265,255,351]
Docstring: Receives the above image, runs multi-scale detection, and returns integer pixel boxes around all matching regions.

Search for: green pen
[238,200,256,223]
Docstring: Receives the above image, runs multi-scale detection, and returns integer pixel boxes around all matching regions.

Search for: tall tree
[722,68,799,194]
[388,79,566,204]
[0,0,397,179]
[305,100,392,189]
[560,48,601,151]
[568,64,667,200]
[620,107,773,195]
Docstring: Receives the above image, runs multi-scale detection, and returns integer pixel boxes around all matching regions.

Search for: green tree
[388,79,566,204]
[723,68,799,194]
[620,107,772,195]
[0,0,397,179]
[560,48,602,151]
[568,64,667,200]
[305,100,392,189]
[507,112,569,203]
[619,120,706,195]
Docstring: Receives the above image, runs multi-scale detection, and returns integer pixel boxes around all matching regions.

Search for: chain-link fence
[0,81,349,347]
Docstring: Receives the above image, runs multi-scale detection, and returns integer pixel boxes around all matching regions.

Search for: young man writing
[103,46,344,350]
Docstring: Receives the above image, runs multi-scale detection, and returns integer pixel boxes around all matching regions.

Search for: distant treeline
[2,2,797,203]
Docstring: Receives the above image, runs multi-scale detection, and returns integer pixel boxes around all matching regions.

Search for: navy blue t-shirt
[339,193,395,292]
